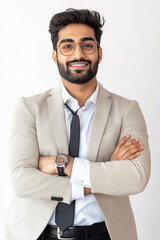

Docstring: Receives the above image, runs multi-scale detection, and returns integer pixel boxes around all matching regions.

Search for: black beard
[57,58,99,84]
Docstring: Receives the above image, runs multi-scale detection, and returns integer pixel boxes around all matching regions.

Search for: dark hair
[49,8,105,49]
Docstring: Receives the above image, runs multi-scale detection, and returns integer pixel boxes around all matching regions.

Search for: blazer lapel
[47,83,69,155]
[88,84,111,162]
[47,82,111,160]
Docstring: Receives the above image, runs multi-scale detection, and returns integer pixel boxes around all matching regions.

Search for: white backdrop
[0,0,160,239]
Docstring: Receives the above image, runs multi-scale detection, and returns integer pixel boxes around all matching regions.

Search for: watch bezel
[55,154,69,168]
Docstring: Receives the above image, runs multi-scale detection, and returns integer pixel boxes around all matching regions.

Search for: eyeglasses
[56,40,99,56]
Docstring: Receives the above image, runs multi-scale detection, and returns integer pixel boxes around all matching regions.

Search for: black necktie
[55,103,80,233]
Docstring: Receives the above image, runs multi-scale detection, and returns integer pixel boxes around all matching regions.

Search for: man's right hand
[110,134,144,161]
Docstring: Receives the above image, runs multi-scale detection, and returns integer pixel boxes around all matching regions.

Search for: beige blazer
[5,82,150,240]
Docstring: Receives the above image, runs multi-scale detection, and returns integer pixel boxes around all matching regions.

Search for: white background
[0,0,160,239]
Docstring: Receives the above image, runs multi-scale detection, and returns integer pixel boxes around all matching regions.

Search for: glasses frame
[56,40,99,56]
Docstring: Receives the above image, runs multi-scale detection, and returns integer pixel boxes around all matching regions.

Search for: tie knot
[64,103,79,115]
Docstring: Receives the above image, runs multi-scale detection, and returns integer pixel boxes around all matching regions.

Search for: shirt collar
[61,81,99,107]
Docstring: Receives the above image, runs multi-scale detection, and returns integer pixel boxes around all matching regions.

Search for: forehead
[57,23,96,43]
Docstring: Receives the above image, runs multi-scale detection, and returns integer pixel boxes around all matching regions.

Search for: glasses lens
[81,40,96,54]
[59,40,97,56]
[60,42,74,56]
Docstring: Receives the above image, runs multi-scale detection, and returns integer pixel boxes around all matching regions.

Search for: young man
[5,9,150,240]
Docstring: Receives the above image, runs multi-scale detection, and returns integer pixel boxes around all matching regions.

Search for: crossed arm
[9,97,150,202]
[38,134,144,195]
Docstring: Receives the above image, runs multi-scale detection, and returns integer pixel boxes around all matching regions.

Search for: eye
[82,41,95,50]
[61,43,74,51]
[83,44,94,49]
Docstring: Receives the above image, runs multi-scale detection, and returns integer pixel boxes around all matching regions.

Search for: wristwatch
[55,154,69,176]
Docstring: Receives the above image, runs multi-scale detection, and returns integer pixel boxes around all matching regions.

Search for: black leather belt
[45,221,108,239]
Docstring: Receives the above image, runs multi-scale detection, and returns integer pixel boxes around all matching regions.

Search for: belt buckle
[57,227,75,240]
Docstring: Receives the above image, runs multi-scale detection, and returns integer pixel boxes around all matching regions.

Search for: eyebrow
[59,39,74,45]
[80,37,95,42]
[59,37,95,45]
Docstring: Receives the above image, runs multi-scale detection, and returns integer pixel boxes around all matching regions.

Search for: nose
[72,43,86,59]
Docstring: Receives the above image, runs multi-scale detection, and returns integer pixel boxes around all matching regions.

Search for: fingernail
[135,138,139,142]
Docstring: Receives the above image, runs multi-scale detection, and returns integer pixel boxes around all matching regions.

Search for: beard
[57,57,99,84]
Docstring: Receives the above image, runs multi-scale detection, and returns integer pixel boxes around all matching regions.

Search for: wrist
[84,187,91,195]
[53,156,58,174]
[64,156,74,177]
[55,154,69,176]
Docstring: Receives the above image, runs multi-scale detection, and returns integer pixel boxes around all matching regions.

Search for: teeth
[71,64,87,66]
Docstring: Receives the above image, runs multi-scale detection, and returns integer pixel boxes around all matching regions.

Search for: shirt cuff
[71,182,84,201]
[70,157,91,187]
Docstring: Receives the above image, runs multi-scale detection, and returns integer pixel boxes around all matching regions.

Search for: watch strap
[57,166,66,176]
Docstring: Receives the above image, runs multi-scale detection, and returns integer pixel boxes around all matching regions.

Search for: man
[5,9,150,240]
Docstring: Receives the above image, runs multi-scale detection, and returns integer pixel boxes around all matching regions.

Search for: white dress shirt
[49,81,104,226]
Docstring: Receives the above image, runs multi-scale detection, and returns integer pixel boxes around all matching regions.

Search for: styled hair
[49,8,105,49]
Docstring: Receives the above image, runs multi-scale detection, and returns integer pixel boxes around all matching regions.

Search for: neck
[62,77,97,107]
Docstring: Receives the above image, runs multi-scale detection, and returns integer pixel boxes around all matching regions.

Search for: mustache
[66,59,92,66]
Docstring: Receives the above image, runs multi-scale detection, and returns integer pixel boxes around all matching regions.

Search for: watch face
[56,154,68,167]
[57,157,65,166]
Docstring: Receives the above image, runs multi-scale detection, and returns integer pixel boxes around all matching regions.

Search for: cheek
[91,54,99,67]
[57,56,67,68]
[58,54,71,66]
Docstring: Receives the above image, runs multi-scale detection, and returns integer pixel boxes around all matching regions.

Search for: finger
[115,134,131,154]
[121,138,140,149]
[128,152,141,160]
[118,134,131,146]
[117,138,139,156]
[118,139,142,157]
[121,145,144,159]
[120,138,143,156]
[121,142,144,158]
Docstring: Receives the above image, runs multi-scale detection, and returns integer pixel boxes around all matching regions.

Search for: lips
[70,63,87,67]
[69,61,89,69]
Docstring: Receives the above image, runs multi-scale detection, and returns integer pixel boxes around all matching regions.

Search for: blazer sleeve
[90,100,151,196]
[8,97,72,204]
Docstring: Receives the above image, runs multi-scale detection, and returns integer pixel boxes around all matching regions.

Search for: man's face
[52,23,102,84]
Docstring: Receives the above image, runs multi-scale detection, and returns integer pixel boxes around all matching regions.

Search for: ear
[52,50,57,64]
[98,47,102,64]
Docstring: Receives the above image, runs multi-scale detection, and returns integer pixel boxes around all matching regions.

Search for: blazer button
[57,197,63,201]
[51,196,63,201]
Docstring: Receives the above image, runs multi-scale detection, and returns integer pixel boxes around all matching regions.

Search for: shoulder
[98,84,146,130]
[23,88,52,106]
[14,84,60,119]
[100,83,132,101]
[99,83,139,109]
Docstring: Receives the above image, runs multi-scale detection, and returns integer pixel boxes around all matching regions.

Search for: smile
[69,62,89,69]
